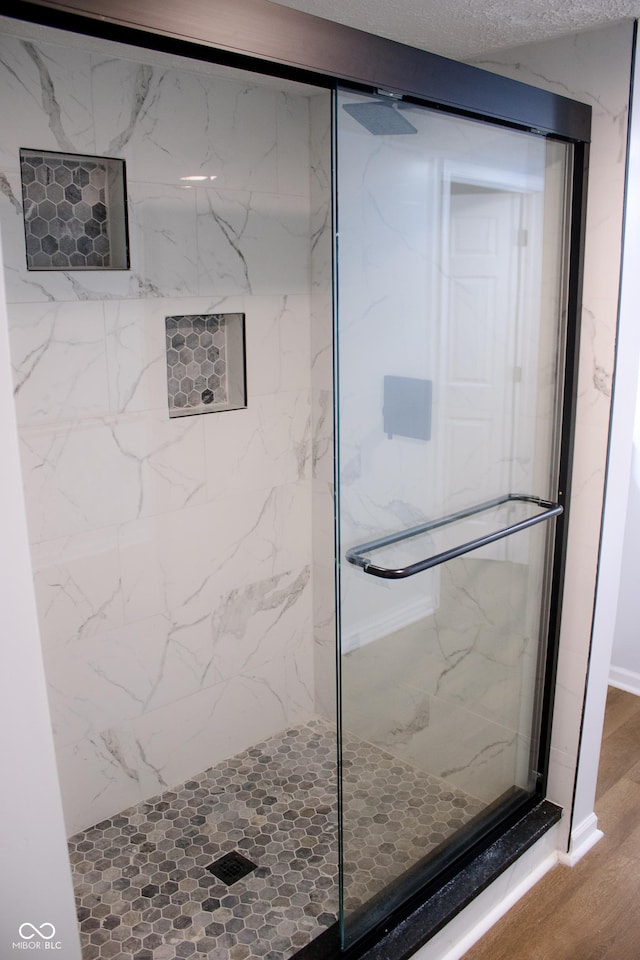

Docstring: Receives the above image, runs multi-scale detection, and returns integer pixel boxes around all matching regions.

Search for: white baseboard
[342,595,435,653]
[558,812,603,866]
[414,851,558,960]
[609,665,640,697]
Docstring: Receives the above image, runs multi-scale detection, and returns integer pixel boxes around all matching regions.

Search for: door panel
[335,87,571,946]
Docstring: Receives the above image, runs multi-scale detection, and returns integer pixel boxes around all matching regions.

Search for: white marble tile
[126,670,307,795]
[203,389,310,498]
[546,746,578,849]
[310,280,333,392]
[104,298,168,415]
[245,294,311,396]
[244,296,285,397]
[0,33,95,173]
[45,602,281,755]
[8,300,109,426]
[276,91,311,198]
[119,481,311,625]
[309,92,332,198]
[92,57,279,193]
[50,564,312,758]
[89,53,155,166]
[56,730,145,835]
[127,180,199,298]
[19,410,207,542]
[283,593,316,721]
[44,615,171,748]
[192,74,279,194]
[549,645,589,757]
[205,565,311,682]
[19,420,143,542]
[196,186,309,297]
[47,565,312,756]
[312,388,333,484]
[280,294,312,391]
[31,527,124,653]
[110,410,207,519]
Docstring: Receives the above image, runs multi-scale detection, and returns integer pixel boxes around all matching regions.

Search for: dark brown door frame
[13,0,590,141]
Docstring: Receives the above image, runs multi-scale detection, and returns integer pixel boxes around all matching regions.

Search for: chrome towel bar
[345,494,562,579]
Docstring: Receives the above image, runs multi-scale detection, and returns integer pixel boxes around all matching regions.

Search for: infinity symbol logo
[18,923,56,940]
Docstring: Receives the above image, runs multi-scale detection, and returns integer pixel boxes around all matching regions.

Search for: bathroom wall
[0,18,329,834]
[611,371,640,692]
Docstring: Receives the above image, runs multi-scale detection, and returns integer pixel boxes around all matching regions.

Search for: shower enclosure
[335,87,573,946]
[0,4,589,959]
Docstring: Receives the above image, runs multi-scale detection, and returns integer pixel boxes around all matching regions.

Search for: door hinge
[516,228,528,247]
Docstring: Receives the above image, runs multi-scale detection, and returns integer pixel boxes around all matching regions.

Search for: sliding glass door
[334,87,572,945]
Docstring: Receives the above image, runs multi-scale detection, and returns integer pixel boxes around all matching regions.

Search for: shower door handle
[345,494,562,580]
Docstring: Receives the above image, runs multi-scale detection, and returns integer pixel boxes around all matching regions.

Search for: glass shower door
[335,87,572,945]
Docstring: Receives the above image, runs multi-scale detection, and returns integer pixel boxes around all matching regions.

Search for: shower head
[342,100,418,136]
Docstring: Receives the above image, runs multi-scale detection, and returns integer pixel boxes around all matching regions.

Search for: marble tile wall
[0,20,328,835]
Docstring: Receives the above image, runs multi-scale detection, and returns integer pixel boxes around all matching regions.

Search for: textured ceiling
[269,0,638,59]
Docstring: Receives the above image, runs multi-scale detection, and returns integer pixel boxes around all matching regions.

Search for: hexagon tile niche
[19,148,129,270]
[165,313,247,417]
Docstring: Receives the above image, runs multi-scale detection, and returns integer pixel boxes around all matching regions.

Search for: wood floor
[463,686,640,960]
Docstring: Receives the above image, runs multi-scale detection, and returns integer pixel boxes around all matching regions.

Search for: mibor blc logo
[12,924,62,951]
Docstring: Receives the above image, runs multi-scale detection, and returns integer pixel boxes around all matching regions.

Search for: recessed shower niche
[0,7,589,960]
[165,313,247,416]
[19,148,129,270]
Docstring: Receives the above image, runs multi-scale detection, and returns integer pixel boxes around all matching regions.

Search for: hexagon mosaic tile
[165,314,246,417]
[20,149,129,270]
[69,719,483,959]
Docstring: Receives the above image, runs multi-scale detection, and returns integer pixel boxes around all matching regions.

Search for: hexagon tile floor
[69,719,484,960]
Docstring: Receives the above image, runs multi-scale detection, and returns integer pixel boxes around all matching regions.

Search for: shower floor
[69,719,484,960]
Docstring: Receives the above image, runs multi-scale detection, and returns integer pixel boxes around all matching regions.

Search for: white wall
[610,311,640,693]
[0,235,81,955]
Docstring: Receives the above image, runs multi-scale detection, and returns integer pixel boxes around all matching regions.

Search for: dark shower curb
[295,799,562,960]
